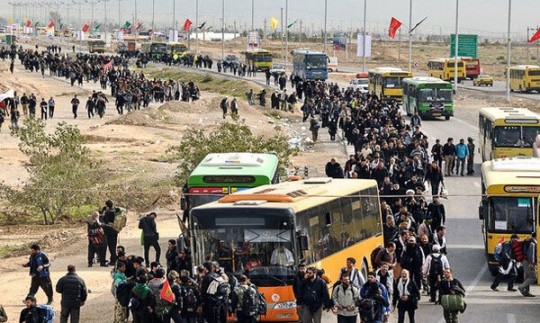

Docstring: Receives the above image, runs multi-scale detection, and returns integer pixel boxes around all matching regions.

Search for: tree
[0,119,101,224]
[168,121,296,185]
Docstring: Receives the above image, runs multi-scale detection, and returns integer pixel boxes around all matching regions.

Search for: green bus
[403,77,454,120]
[180,153,280,217]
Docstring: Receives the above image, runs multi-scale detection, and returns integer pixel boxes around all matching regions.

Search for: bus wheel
[445,116,450,121]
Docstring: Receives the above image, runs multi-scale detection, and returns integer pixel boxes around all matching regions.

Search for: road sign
[450,34,478,58]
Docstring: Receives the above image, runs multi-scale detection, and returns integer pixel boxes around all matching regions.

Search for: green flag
[95,24,101,31]
[123,21,131,29]
[34,21,40,27]
[287,20,297,29]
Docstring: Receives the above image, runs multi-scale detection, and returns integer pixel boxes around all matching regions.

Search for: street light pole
[408,0,413,71]
[251,0,254,31]
[173,0,176,41]
[104,0,108,46]
[195,0,199,55]
[506,0,512,102]
[362,0,367,72]
[454,0,459,93]
[285,0,288,68]
[152,0,155,39]
[323,0,327,52]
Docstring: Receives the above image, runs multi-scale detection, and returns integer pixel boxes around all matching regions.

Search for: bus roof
[482,157,540,193]
[188,152,279,178]
[192,178,379,213]
[479,107,540,124]
[429,58,463,62]
[403,77,452,85]
[509,65,540,70]
[291,49,326,55]
[368,67,412,76]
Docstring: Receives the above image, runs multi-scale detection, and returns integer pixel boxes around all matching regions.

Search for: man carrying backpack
[201,261,230,323]
[422,245,450,303]
[360,272,390,323]
[103,200,119,266]
[296,266,331,323]
[519,232,537,297]
[130,275,156,323]
[231,275,262,323]
[491,234,519,292]
[332,272,359,323]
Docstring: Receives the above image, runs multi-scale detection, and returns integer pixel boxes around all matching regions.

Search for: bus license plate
[433,112,441,117]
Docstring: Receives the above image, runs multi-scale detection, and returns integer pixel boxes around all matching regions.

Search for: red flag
[26,20,32,27]
[82,24,90,33]
[183,19,192,32]
[529,28,540,43]
[136,22,143,31]
[48,19,55,28]
[102,61,113,70]
[388,17,402,39]
[159,279,175,303]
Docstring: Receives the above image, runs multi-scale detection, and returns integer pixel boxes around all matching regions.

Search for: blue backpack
[37,305,56,323]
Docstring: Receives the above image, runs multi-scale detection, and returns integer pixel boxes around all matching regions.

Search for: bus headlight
[274,301,297,309]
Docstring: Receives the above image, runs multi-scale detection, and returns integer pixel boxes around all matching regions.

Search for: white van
[328,56,338,72]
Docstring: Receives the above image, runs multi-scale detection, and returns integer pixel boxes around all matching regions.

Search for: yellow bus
[187,178,384,322]
[427,58,466,82]
[368,67,413,101]
[478,107,540,162]
[479,157,539,276]
[88,39,106,53]
[244,49,273,71]
[509,65,540,92]
[168,42,188,58]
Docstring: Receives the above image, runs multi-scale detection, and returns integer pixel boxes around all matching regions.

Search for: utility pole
[251,0,254,31]
[221,0,224,60]
[195,0,199,54]
[506,0,512,103]
[285,0,289,69]
[362,0,367,72]
[323,0,327,52]
[454,0,459,93]
[408,0,413,71]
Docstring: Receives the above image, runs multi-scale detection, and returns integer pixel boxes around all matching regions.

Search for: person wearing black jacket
[200,262,222,323]
[55,265,88,323]
[139,212,161,268]
[102,200,118,266]
[19,296,45,323]
[23,244,53,305]
[296,266,331,323]
[439,268,466,323]
[292,263,307,300]
[165,239,178,272]
[392,269,420,323]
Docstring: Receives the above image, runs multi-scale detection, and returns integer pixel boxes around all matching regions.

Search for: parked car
[269,64,286,75]
[224,54,241,65]
[349,78,369,93]
[473,75,494,86]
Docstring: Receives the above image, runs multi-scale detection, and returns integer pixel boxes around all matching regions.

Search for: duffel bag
[441,294,464,312]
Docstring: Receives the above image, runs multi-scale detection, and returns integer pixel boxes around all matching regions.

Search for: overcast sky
[3,0,539,37]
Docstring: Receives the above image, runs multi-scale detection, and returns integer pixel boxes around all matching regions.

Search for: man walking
[48,97,55,118]
[466,137,475,175]
[439,268,465,323]
[491,234,519,292]
[71,95,80,119]
[519,232,537,297]
[56,265,88,323]
[454,139,469,176]
[39,98,48,120]
[442,138,455,176]
[139,212,161,268]
[296,266,331,323]
[23,244,54,305]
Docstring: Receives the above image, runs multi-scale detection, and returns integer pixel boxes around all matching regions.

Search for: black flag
[197,22,206,30]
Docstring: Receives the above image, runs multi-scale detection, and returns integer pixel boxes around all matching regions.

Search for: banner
[0,89,15,101]
[333,37,347,50]
[183,19,192,32]
[270,17,278,30]
[529,28,540,43]
[388,17,402,39]
[48,19,55,28]
[123,21,131,29]
[357,34,372,58]
[82,24,89,33]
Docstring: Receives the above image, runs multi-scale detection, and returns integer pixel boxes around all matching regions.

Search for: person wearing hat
[491,234,520,292]
[423,245,450,303]
[466,137,475,175]
[400,235,425,291]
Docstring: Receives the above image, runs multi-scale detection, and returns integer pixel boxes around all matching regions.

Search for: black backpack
[182,286,199,313]
[429,255,444,276]
[240,285,260,316]
[358,298,376,322]
[116,281,136,307]
[207,276,230,304]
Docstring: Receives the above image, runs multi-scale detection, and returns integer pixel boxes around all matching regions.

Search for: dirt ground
[0,38,539,321]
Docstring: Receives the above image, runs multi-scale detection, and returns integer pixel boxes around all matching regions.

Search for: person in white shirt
[422,245,450,303]
[271,245,294,266]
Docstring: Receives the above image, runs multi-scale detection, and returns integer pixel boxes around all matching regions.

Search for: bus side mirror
[180,196,187,211]
[297,232,309,251]
[479,205,487,220]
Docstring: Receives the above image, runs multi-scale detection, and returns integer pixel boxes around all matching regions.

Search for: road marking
[507,313,516,323]
[446,244,484,249]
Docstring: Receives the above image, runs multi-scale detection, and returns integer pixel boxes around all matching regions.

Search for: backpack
[207,276,230,303]
[429,255,444,276]
[111,207,127,232]
[357,298,376,322]
[257,291,267,316]
[88,225,104,245]
[495,241,512,262]
[182,286,199,313]
[154,282,174,316]
[240,285,260,316]
[371,246,384,269]
[116,281,136,307]
[522,239,534,261]
[37,305,56,323]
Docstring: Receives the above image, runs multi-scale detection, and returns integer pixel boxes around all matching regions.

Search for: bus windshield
[418,88,452,101]
[306,55,327,69]
[528,70,540,76]
[488,197,535,233]
[192,212,296,285]
[253,54,272,62]
[384,77,404,88]
[494,126,523,147]
[523,127,540,147]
